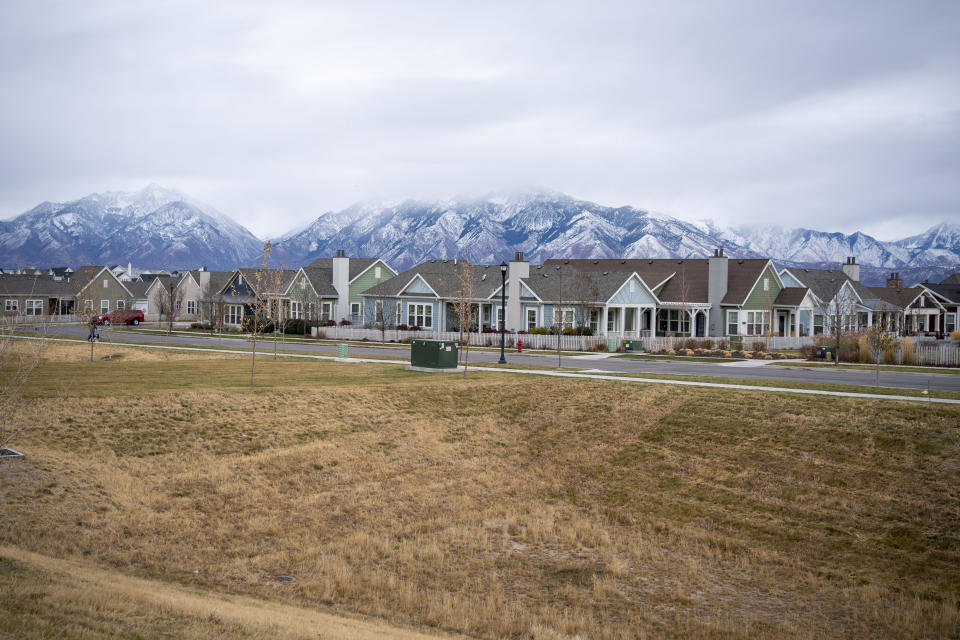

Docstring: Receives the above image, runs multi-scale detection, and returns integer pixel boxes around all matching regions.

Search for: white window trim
[726,309,739,336]
[408,303,433,328]
[100,300,110,313]
[26,299,43,315]
[5,299,17,312]
[526,308,537,330]
[116,300,125,310]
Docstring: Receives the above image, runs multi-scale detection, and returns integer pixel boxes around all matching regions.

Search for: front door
[696,312,705,337]
[778,313,786,337]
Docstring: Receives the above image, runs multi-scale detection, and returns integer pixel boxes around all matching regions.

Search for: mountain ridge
[2,186,957,286]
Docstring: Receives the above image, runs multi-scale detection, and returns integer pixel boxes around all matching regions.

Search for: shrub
[901,337,916,365]
[314,329,326,340]
[716,339,729,351]
[284,318,308,334]
[481,327,497,334]
[577,326,594,336]
[339,319,352,326]
[683,349,695,356]
[752,340,766,352]
[408,325,421,331]
[699,339,714,350]
[561,327,578,336]
[190,322,213,330]
[950,329,960,341]
[666,349,676,355]
[242,316,274,333]
[589,341,609,352]
[321,319,337,327]
[800,344,819,360]
[683,338,698,350]
[743,352,753,359]
[396,324,409,331]
[857,335,871,363]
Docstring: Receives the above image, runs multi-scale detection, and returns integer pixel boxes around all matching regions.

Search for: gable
[780,270,805,288]
[227,272,256,297]
[520,282,538,299]
[401,275,437,296]
[607,275,656,305]
[742,264,783,309]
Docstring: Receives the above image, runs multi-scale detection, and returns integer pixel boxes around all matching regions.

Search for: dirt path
[0,545,468,640]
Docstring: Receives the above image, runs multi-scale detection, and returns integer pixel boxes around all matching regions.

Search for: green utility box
[338,343,348,358]
[622,340,644,352]
[607,338,618,352]
[411,339,459,369]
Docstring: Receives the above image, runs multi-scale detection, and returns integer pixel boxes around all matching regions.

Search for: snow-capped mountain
[2,186,957,286]
[0,185,263,270]
[270,191,764,269]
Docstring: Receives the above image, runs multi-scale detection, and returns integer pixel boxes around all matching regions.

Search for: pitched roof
[773,287,810,306]
[720,259,773,305]
[362,260,504,300]
[306,256,382,281]
[0,274,78,296]
[867,286,926,309]
[125,280,151,298]
[186,270,234,294]
[941,273,960,285]
[237,268,298,295]
[782,268,878,305]
[526,264,654,303]
[922,282,960,304]
[299,267,338,296]
[70,265,108,289]
[543,259,705,302]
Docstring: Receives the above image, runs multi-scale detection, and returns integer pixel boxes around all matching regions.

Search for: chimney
[333,249,350,321]
[841,256,860,282]
[707,248,728,336]
[886,272,903,289]
[507,252,530,331]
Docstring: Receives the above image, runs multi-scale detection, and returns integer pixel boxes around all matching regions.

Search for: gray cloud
[0,0,957,240]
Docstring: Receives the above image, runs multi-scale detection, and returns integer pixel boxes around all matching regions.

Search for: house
[919,274,960,337]
[71,265,137,316]
[174,268,234,322]
[216,267,298,327]
[287,251,397,324]
[868,273,943,336]
[144,275,177,321]
[0,273,78,317]
[361,250,813,338]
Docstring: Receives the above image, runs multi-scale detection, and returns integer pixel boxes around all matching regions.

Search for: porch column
[602,307,608,335]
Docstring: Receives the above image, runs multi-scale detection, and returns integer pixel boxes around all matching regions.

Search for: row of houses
[3,252,958,340]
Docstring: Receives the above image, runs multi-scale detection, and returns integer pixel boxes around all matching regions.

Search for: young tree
[71,266,101,362]
[364,294,398,344]
[815,284,860,366]
[155,277,184,337]
[243,242,287,384]
[864,306,894,387]
[447,257,479,378]
[551,264,566,369]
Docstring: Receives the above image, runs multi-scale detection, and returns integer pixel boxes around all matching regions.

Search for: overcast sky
[1,1,957,240]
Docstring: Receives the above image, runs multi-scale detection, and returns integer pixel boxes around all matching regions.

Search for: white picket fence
[900,343,960,367]
[1,313,82,325]
[314,327,611,351]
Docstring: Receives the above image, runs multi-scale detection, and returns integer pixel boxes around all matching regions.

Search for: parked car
[94,309,144,326]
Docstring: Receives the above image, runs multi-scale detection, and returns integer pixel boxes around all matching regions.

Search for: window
[526,308,537,330]
[375,266,382,279]
[657,309,690,335]
[396,301,401,324]
[629,280,636,293]
[322,302,332,320]
[117,300,125,310]
[946,313,956,334]
[763,277,770,292]
[103,279,108,288]
[351,302,360,317]
[408,303,432,328]
[607,309,617,332]
[4,299,17,312]
[813,314,824,335]
[227,305,242,325]
[299,278,307,289]
[745,311,768,336]
[85,299,93,312]
[483,305,492,326]
[290,301,302,319]
[589,309,600,332]
[554,307,574,329]
[496,307,504,326]
[26,299,42,316]
[186,300,196,314]
[101,300,109,313]
[726,310,739,336]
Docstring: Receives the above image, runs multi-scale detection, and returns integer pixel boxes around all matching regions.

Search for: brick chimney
[886,272,903,289]
[841,256,860,282]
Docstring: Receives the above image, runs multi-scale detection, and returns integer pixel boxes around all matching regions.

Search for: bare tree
[364,294,398,344]
[814,284,860,366]
[155,277,184,337]
[551,265,566,369]
[567,270,602,335]
[71,266,101,362]
[447,257,479,378]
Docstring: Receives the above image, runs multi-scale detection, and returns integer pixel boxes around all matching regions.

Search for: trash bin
[818,346,833,360]
[338,343,348,358]
[410,339,459,368]
[607,337,618,351]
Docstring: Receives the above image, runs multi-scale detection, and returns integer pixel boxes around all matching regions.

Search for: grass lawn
[2,342,958,639]
[613,353,747,363]
[770,361,960,375]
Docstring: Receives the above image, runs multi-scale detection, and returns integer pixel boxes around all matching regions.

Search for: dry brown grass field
[1,341,958,639]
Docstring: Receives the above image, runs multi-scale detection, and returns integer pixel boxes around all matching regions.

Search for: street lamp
[499,261,507,364]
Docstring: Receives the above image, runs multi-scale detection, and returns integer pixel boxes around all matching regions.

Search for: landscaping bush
[901,337,916,365]
[529,327,549,335]
[742,352,753,359]
[284,318,308,334]
[408,325,421,331]
[857,335,871,363]
[699,339,714,350]
[481,327,497,334]
[589,341,609,352]
[752,340,766,352]
[339,319,352,326]
[241,317,274,333]
[666,349,676,356]
[799,344,819,360]
[321,319,337,327]
[716,339,729,351]
[683,338,698,350]
[950,329,960,341]
[561,327,579,336]
[190,322,213,330]
[396,324,409,331]
[577,326,594,336]
[838,332,861,363]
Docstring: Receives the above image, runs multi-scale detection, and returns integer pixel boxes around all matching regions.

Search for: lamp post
[499,261,507,364]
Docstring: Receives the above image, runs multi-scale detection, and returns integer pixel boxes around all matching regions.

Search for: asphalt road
[35,323,960,392]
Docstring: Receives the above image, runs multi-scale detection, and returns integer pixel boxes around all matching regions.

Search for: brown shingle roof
[773,287,809,306]
[306,257,383,281]
[867,286,925,309]
[720,259,771,305]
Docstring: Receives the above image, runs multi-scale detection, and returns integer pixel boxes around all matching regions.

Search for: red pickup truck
[94,309,144,326]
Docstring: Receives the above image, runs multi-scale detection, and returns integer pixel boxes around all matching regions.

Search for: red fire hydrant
[517,338,523,352]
